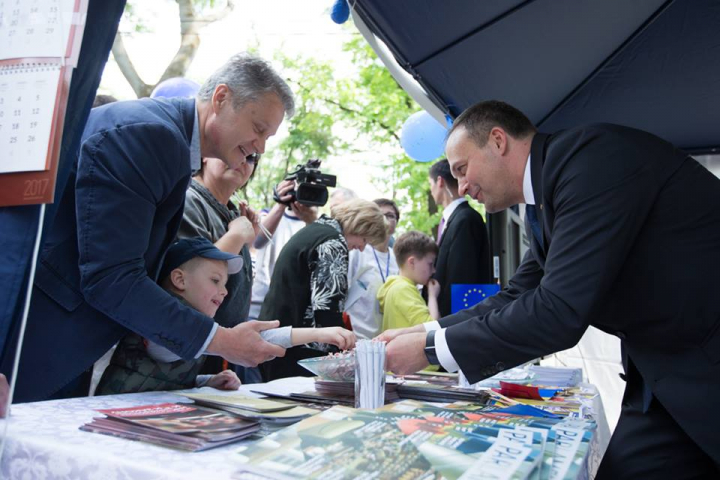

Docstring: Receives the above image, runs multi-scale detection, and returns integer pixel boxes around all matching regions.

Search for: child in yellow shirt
[377,231,440,331]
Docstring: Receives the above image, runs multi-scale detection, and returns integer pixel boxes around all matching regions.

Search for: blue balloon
[150,77,200,99]
[330,0,350,24]
[400,110,448,162]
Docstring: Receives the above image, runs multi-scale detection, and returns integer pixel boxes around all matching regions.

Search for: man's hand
[292,202,318,224]
[274,179,295,206]
[0,373,8,418]
[206,369,242,390]
[386,332,429,375]
[207,321,286,367]
[375,324,425,344]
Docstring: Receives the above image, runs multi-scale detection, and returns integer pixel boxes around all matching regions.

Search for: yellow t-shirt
[377,275,434,332]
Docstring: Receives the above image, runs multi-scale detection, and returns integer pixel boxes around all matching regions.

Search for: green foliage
[241,36,443,233]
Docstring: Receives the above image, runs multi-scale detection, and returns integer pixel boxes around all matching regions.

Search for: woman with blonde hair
[259,198,387,380]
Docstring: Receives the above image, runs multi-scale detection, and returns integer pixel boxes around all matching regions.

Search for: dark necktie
[526,205,544,248]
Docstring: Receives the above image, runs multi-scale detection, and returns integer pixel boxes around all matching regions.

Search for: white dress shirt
[424,154,535,372]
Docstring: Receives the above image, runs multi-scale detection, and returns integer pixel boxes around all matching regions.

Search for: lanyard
[372,247,391,283]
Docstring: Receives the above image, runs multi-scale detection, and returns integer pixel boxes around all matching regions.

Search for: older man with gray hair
[1,53,294,403]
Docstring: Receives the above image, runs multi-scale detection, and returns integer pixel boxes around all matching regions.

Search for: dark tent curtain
[0,0,127,361]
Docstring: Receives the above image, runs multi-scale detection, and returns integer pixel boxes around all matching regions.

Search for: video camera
[274,159,337,207]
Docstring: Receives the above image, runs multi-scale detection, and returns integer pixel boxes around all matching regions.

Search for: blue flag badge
[450,284,501,314]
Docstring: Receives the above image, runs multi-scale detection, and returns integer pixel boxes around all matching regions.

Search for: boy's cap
[160,237,244,280]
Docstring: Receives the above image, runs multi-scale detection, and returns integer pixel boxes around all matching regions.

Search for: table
[0,377,609,479]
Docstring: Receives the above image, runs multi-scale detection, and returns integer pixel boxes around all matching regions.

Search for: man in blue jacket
[1,53,293,402]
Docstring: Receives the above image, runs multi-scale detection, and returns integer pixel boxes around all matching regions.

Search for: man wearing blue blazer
[382,101,720,477]
[1,53,293,402]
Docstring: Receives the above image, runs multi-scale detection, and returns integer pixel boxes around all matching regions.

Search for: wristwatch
[424,330,440,366]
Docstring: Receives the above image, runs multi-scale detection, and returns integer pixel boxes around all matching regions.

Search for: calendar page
[0,0,86,207]
[0,59,69,206]
[0,0,81,62]
[0,61,62,173]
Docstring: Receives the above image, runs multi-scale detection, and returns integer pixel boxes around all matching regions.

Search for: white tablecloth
[0,378,313,480]
[0,376,609,479]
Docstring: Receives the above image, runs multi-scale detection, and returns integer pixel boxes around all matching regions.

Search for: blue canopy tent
[351,0,720,281]
[351,0,720,153]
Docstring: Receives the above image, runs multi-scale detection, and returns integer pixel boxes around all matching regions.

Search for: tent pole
[0,203,46,459]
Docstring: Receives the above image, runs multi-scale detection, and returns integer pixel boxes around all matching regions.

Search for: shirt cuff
[195,374,212,388]
[195,323,219,359]
[435,328,460,372]
[424,321,440,332]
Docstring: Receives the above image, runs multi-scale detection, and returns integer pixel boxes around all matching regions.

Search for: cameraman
[249,179,318,321]
[259,199,388,381]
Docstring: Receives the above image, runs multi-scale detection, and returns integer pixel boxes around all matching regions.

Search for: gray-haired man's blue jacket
[3,98,215,402]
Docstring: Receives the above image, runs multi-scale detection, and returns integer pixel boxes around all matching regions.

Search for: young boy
[377,231,441,332]
[98,237,355,395]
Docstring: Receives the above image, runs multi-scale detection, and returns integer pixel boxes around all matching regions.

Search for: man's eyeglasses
[245,153,261,166]
[383,212,398,221]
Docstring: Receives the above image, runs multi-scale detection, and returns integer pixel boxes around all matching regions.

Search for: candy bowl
[297,351,356,382]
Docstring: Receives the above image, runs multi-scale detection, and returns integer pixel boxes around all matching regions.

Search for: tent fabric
[0,0,127,360]
[352,0,720,153]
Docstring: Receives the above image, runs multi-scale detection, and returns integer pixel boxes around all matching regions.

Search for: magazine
[236,406,439,480]
[180,393,296,413]
[80,402,260,452]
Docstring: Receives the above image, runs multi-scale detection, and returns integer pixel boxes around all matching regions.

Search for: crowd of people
[2,50,719,477]
[0,52,482,405]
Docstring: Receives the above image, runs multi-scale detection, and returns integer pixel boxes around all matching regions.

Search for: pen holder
[354,340,386,409]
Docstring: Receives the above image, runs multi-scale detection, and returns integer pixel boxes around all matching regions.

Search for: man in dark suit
[0,53,292,402]
[381,101,720,477]
[428,159,492,317]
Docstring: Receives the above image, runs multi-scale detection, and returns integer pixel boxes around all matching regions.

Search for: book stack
[397,383,491,404]
[80,402,260,451]
[180,393,318,431]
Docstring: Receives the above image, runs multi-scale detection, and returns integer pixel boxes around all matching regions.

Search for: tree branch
[112,33,153,98]
[295,81,400,142]
[195,0,236,26]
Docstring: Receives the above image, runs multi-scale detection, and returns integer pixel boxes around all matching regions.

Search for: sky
[99,0,399,204]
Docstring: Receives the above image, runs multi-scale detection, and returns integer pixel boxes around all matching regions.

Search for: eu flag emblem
[450,284,501,314]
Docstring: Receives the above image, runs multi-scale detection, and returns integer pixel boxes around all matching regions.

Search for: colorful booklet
[80,402,260,452]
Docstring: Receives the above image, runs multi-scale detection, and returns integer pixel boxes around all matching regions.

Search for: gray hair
[198,53,295,117]
[330,187,358,202]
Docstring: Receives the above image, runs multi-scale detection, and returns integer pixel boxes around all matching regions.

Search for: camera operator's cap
[159,237,244,280]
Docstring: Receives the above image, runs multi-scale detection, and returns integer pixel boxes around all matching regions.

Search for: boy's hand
[316,327,356,350]
[427,279,441,298]
[206,369,241,390]
[375,324,425,344]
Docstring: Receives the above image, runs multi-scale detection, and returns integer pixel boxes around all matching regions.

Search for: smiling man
[0,53,294,403]
[379,100,720,477]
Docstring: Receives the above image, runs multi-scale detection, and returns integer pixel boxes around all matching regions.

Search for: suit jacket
[1,98,215,402]
[439,124,720,461]
[434,202,492,317]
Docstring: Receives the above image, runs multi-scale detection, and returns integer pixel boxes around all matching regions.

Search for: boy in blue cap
[98,237,354,394]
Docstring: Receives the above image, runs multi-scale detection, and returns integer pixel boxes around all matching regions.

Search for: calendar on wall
[0,0,87,207]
